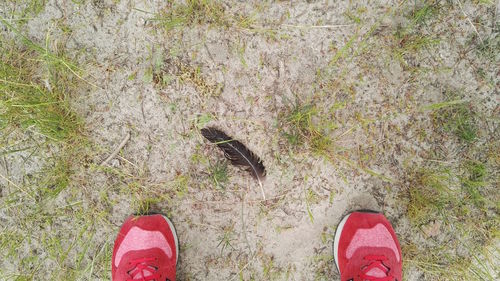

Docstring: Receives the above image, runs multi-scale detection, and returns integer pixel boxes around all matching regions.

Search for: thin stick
[0,172,34,200]
[457,0,483,44]
[118,155,139,168]
[101,132,131,166]
[228,251,258,281]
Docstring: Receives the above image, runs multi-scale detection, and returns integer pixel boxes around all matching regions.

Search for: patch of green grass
[260,254,291,280]
[281,104,317,146]
[403,83,498,280]
[134,197,163,215]
[172,174,190,198]
[391,2,441,68]
[0,23,89,201]
[208,160,229,189]
[39,156,72,197]
[194,113,215,129]
[154,0,289,41]
[216,225,235,255]
[0,17,90,143]
[280,104,316,146]
[396,2,440,38]
[405,167,456,227]
[475,33,500,61]
[431,99,478,142]
[279,103,333,155]
[404,241,498,280]
[0,44,81,142]
[157,0,228,31]
[403,160,498,280]
[155,0,279,40]
[460,160,487,208]
[392,35,439,65]
[409,3,439,26]
[305,188,320,223]
[4,0,47,26]
[0,18,98,280]
[278,102,393,182]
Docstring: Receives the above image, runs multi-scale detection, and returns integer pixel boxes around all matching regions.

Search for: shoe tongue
[131,266,154,280]
[133,271,153,280]
[364,267,388,278]
[362,260,390,280]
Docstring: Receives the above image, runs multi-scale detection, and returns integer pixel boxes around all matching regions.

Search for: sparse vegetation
[278,103,333,156]
[405,167,454,227]
[432,100,478,142]
[0,37,82,142]
[402,94,498,279]
[216,224,235,255]
[391,2,441,68]
[134,197,163,215]
[208,160,228,189]
[305,188,320,223]
[403,160,498,279]
[0,21,89,196]
[313,253,334,280]
[2,0,47,26]
[1,0,499,280]
[157,0,228,31]
[0,16,97,280]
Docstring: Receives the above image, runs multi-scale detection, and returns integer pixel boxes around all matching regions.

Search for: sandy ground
[1,0,499,280]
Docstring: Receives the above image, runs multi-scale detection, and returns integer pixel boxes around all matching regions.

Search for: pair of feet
[112,212,402,281]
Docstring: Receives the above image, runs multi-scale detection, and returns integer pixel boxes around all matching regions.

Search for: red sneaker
[334,211,402,281]
[112,214,179,281]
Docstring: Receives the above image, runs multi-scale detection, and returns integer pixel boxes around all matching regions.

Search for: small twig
[228,251,258,281]
[456,0,483,44]
[101,132,131,166]
[0,172,34,200]
[118,155,139,168]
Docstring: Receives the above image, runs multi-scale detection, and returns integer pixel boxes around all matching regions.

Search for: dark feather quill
[201,127,266,195]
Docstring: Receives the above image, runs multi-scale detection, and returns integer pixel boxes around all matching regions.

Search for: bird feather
[201,127,266,199]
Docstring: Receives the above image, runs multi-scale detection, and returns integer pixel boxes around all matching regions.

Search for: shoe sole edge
[162,215,179,265]
[333,212,351,271]
[333,210,380,272]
